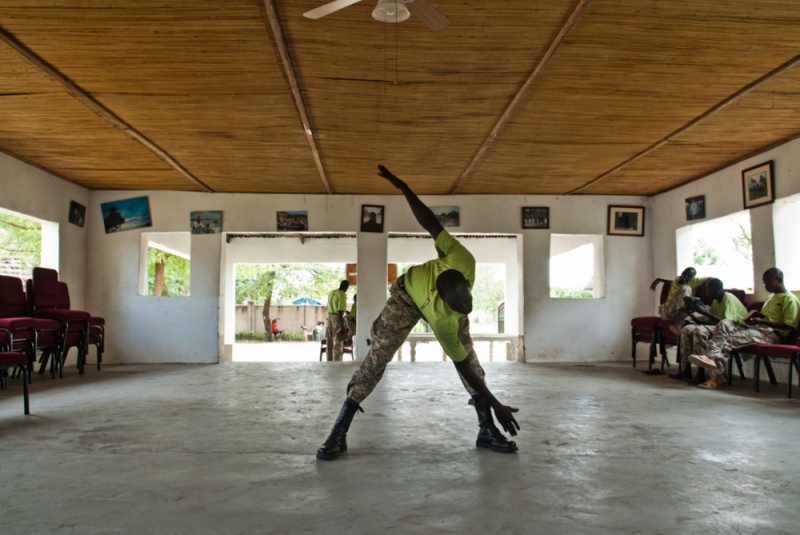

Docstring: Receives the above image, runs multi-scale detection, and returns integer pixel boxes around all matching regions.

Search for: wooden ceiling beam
[449,0,593,194]
[567,51,800,195]
[261,0,333,195]
[0,25,213,193]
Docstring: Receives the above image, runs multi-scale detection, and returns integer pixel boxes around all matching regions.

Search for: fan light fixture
[372,0,410,23]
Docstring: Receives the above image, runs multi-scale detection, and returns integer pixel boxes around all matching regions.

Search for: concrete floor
[1,361,799,535]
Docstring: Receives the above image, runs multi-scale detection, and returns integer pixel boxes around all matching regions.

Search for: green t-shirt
[667,276,708,299]
[760,291,800,338]
[404,230,476,362]
[709,292,747,323]
[327,290,347,314]
[350,302,357,319]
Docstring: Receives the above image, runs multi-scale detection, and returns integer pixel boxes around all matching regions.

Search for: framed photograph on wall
[277,211,308,231]
[607,205,645,237]
[685,195,705,221]
[100,196,152,234]
[190,211,222,234]
[522,207,549,229]
[68,201,86,228]
[742,161,775,209]
[360,205,384,233]
[429,206,460,227]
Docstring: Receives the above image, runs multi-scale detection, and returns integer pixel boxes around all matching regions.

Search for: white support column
[356,232,388,361]
[749,205,776,300]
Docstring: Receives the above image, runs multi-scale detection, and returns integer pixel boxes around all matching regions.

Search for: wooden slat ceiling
[1,0,799,196]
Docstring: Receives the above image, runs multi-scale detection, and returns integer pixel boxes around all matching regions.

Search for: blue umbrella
[292,296,322,306]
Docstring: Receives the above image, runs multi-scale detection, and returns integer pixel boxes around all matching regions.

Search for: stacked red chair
[57,282,104,371]
[27,268,90,376]
[0,275,62,379]
[630,282,671,370]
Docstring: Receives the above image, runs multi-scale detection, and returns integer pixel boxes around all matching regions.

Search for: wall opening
[139,232,191,297]
[774,192,800,291]
[549,234,605,298]
[0,207,58,280]
[676,210,754,293]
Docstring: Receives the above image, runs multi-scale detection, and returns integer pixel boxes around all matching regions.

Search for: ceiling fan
[304,0,450,30]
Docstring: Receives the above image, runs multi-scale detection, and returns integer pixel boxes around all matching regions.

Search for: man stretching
[316,165,520,460]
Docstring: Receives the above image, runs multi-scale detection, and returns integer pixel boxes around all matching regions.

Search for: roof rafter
[261,0,333,195]
[449,0,593,194]
[0,25,214,193]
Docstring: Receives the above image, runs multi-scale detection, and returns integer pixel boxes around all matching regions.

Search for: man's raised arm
[378,165,443,240]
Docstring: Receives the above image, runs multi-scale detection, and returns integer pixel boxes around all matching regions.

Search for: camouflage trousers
[701,320,779,383]
[344,314,356,337]
[659,285,691,321]
[679,323,714,365]
[324,313,344,362]
[346,275,486,404]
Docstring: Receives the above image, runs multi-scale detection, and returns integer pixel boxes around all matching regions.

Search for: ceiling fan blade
[405,0,450,30]
[303,0,363,20]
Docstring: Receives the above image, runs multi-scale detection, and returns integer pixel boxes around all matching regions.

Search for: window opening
[774,193,800,291]
[140,232,191,297]
[549,234,605,298]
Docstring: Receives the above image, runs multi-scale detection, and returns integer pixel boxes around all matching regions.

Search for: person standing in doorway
[316,165,519,461]
[325,280,350,361]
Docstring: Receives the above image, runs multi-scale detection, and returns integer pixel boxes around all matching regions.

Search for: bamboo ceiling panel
[0,41,192,190]
[460,0,800,194]
[582,67,800,195]
[279,0,578,194]
[0,0,322,193]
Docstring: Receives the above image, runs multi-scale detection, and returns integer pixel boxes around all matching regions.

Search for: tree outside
[148,247,190,296]
[0,211,41,280]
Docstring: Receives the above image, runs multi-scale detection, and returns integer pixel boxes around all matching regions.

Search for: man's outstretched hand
[378,165,406,190]
[493,404,520,436]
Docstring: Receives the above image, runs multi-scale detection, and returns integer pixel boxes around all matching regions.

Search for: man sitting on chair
[650,267,708,323]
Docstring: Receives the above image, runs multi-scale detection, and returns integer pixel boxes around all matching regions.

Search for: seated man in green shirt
[689,268,800,389]
[667,278,747,383]
[344,293,357,337]
[316,165,520,461]
[650,267,708,322]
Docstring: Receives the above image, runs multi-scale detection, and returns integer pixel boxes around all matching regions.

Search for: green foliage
[235,263,346,305]
[731,223,753,261]
[550,287,593,299]
[148,247,190,296]
[472,264,505,321]
[0,212,41,279]
[235,331,307,342]
[693,238,720,266]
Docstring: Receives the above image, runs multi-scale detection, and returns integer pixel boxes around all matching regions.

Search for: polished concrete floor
[1,361,799,534]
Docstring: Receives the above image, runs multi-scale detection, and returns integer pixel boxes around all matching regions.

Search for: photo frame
[742,161,775,209]
[429,206,460,228]
[685,195,706,221]
[522,207,549,229]
[190,211,222,234]
[68,201,86,228]
[607,205,645,237]
[277,211,308,231]
[100,196,152,234]
[360,205,384,233]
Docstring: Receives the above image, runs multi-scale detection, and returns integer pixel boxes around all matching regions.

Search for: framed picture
[100,196,152,234]
[429,206,460,228]
[277,211,308,231]
[607,205,645,237]
[68,201,86,228]
[685,195,705,221]
[742,161,775,209]
[190,211,222,234]
[522,207,549,229]
[360,205,384,233]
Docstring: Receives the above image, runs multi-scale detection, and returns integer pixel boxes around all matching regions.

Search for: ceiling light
[372,0,410,23]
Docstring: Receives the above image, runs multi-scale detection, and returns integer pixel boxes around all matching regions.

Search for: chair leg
[734,352,745,380]
[763,358,778,385]
[754,356,761,392]
[21,366,29,415]
[631,329,637,368]
[788,359,794,399]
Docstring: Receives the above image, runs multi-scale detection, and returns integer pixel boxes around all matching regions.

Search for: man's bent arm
[378,165,444,240]
[454,359,520,436]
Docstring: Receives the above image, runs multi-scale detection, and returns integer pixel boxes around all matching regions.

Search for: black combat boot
[471,395,518,453]
[316,398,362,461]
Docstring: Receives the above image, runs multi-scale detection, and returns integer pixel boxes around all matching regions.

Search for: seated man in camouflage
[668,278,746,383]
[689,268,800,389]
[316,165,520,461]
[650,267,708,323]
